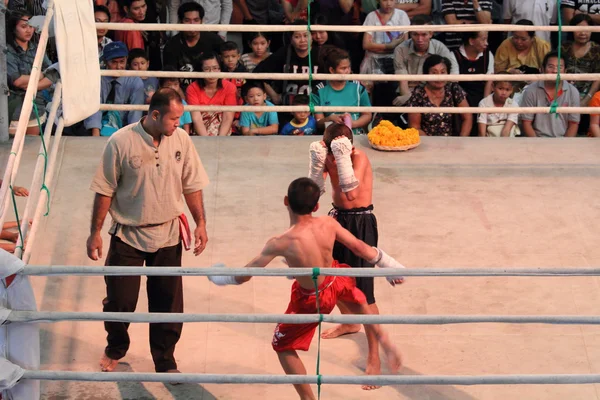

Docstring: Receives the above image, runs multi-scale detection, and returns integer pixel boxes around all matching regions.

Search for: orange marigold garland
[368,120,420,147]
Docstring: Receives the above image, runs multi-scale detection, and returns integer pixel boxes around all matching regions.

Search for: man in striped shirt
[442,0,493,50]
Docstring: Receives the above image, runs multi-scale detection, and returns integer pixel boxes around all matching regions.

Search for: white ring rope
[95,22,600,34]
[102,70,600,82]
[20,371,600,385]
[98,104,597,114]
[18,266,600,277]
[5,311,600,325]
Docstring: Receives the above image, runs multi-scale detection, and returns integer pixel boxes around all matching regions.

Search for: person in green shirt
[312,46,373,134]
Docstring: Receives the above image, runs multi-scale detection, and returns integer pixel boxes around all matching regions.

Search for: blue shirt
[280,115,318,135]
[311,81,371,134]
[180,100,192,127]
[239,101,279,129]
[84,75,145,130]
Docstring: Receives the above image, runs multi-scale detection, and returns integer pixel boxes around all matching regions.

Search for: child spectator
[128,48,158,104]
[239,81,279,135]
[477,80,520,137]
[241,32,272,72]
[312,46,372,134]
[159,73,193,134]
[280,94,318,135]
[221,41,247,134]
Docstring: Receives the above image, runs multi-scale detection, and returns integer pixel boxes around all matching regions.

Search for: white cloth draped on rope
[0,250,39,400]
[52,0,100,126]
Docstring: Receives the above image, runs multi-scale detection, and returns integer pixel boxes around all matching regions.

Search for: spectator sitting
[393,0,433,18]
[441,0,493,50]
[159,72,193,134]
[94,0,121,24]
[114,0,147,51]
[94,4,113,68]
[241,32,272,72]
[168,0,233,40]
[494,19,551,74]
[280,94,318,135]
[283,0,308,22]
[311,14,346,56]
[454,31,493,108]
[221,41,247,134]
[186,52,237,136]
[163,2,223,91]
[312,46,372,134]
[503,0,557,44]
[128,48,158,104]
[561,0,600,43]
[521,51,581,137]
[562,14,600,107]
[392,14,458,107]
[361,0,409,79]
[239,81,279,135]
[6,9,52,136]
[477,80,520,137]
[407,55,472,136]
[588,90,600,136]
[253,22,319,129]
[84,41,145,136]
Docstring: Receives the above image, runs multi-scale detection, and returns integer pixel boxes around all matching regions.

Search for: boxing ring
[2,0,600,399]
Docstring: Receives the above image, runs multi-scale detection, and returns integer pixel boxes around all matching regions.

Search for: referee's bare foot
[321,324,361,339]
[166,369,182,385]
[99,354,119,372]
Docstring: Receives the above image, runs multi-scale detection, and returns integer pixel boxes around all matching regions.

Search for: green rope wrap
[307,0,315,115]
[32,102,51,216]
[311,267,323,399]
[9,185,24,252]
[550,0,563,116]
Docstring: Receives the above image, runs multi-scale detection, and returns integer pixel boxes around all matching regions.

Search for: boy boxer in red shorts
[209,177,405,400]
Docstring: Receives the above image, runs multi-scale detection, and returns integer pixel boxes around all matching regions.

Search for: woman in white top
[360,0,410,78]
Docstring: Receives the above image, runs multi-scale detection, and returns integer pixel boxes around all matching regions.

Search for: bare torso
[324,148,373,210]
[272,217,339,289]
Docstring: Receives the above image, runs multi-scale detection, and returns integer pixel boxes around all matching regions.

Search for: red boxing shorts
[272,260,367,352]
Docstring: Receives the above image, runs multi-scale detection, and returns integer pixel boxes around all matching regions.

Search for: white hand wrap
[308,141,327,194]
[208,264,240,286]
[331,137,359,193]
[369,247,405,286]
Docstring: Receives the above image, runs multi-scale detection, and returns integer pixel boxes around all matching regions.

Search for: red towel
[179,214,192,251]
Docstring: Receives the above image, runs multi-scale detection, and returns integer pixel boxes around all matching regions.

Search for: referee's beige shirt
[91,120,209,253]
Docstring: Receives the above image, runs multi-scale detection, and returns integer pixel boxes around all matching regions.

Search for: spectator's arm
[521,119,537,137]
[127,78,146,124]
[408,112,426,136]
[219,0,233,38]
[84,111,102,131]
[191,112,208,136]
[494,43,509,73]
[400,0,431,17]
[478,122,487,136]
[500,120,516,137]
[235,0,254,20]
[484,81,493,98]
[589,114,600,137]
[363,33,407,53]
[183,123,191,134]
[565,121,579,137]
[458,99,472,136]
[11,75,54,91]
[561,7,575,25]
[582,81,600,106]
[472,0,492,24]
[218,112,234,136]
[352,113,372,129]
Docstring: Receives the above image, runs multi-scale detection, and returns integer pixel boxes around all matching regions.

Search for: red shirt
[114,18,145,50]
[185,79,238,106]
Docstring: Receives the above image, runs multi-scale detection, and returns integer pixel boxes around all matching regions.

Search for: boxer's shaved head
[323,123,353,154]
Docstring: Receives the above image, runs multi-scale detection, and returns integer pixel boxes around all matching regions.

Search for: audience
[158,68,193,134]
[521,51,581,137]
[494,19,551,74]
[407,55,472,136]
[6,9,52,136]
[84,41,145,136]
[312,46,372,134]
[163,2,223,90]
[7,1,599,140]
[239,80,279,135]
[478,80,520,137]
[186,52,237,136]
